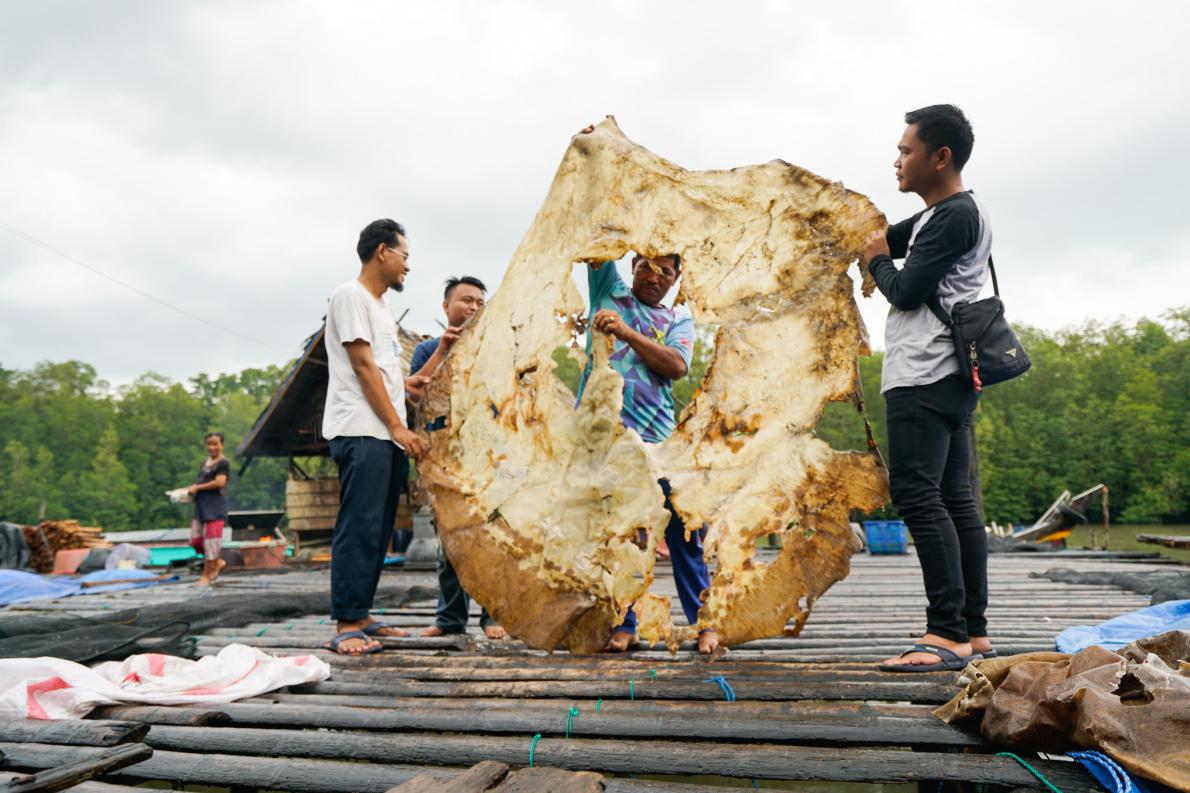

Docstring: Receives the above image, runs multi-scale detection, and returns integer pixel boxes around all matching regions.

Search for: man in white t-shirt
[322,218,429,655]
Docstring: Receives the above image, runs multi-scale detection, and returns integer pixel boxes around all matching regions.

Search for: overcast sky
[2,1,1187,387]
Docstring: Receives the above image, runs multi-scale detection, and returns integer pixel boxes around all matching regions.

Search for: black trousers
[885,374,987,642]
[328,436,408,622]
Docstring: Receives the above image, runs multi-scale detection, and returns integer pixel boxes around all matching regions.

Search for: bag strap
[925,253,998,327]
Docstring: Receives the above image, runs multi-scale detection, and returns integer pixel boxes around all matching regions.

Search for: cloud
[1,0,1186,385]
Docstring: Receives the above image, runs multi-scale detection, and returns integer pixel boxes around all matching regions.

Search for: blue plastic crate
[863,520,909,554]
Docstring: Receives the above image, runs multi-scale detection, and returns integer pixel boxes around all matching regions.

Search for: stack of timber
[285,476,412,555]
[284,477,339,552]
[19,519,110,573]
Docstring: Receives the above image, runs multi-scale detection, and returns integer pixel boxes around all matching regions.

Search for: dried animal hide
[417,117,889,654]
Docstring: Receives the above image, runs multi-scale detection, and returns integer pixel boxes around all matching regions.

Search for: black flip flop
[879,643,978,673]
[362,621,404,637]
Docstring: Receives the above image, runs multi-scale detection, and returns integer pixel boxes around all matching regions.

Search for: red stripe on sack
[26,676,71,720]
[147,654,167,677]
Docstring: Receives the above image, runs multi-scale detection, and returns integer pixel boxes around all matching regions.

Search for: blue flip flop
[324,629,381,655]
[879,643,979,673]
[361,621,403,637]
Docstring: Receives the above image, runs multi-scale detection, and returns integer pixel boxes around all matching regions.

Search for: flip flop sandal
[324,629,382,655]
[878,643,978,673]
[362,622,405,637]
[978,648,999,659]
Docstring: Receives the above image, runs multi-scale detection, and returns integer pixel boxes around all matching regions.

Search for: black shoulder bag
[925,256,1031,392]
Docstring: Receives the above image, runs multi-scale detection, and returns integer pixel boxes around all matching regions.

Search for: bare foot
[698,630,720,656]
[880,633,973,668]
[364,618,409,638]
[196,559,226,586]
[329,621,380,655]
[969,636,995,655]
[604,630,638,653]
[420,625,446,637]
[483,623,506,640]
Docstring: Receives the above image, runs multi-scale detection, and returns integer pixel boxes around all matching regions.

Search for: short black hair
[356,219,407,263]
[444,275,487,300]
[631,253,682,273]
[905,105,975,172]
[204,432,224,443]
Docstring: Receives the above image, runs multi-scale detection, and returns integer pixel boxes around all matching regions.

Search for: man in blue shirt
[411,276,506,641]
[579,254,718,655]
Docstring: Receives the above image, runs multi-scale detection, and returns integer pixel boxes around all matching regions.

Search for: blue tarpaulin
[1056,599,1190,653]
[0,568,174,607]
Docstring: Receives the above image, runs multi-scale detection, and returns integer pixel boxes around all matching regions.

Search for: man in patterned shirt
[579,253,719,655]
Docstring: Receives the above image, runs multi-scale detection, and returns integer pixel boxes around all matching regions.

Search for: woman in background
[188,432,231,585]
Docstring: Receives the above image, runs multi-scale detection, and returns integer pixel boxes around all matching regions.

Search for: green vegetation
[2,309,1186,531]
[0,362,292,530]
[817,308,1190,526]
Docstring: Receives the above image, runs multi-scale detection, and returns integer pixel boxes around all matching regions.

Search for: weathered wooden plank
[0,772,143,792]
[387,760,510,793]
[0,720,147,747]
[252,693,939,719]
[0,743,151,793]
[195,634,470,651]
[0,742,423,793]
[491,767,604,793]
[88,705,231,727]
[387,762,604,793]
[1137,533,1190,550]
[0,743,761,793]
[292,675,957,703]
[133,727,1097,790]
[127,699,983,747]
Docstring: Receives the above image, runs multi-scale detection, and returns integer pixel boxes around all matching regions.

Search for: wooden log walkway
[1,547,1176,791]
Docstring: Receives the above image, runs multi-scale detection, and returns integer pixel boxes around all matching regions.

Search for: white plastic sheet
[0,643,330,719]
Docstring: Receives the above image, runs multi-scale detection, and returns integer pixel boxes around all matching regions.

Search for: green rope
[996,752,1064,793]
[649,668,657,681]
[528,733,542,767]
[629,679,635,701]
[286,623,295,630]
[595,698,603,713]
[256,628,267,636]
[565,705,580,738]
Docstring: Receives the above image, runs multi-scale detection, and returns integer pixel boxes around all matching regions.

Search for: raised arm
[592,309,687,380]
[862,202,979,311]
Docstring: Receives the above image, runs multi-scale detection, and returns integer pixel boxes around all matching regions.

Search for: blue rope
[528,733,542,767]
[996,752,1064,793]
[704,675,736,702]
[565,705,580,738]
